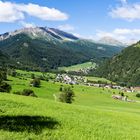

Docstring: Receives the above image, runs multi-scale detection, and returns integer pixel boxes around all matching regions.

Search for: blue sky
[0,0,140,43]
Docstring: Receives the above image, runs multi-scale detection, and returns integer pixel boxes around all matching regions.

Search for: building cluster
[55,74,140,93]
[55,74,86,85]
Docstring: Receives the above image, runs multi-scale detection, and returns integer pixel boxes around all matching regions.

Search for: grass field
[85,76,114,84]
[0,71,140,139]
[16,70,56,79]
[58,62,96,71]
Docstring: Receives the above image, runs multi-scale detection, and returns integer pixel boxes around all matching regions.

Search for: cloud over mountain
[96,28,140,44]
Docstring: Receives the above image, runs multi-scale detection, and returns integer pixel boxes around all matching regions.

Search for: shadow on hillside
[0,115,59,134]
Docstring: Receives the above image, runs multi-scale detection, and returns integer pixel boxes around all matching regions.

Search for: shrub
[31,73,35,79]
[0,82,12,93]
[136,93,140,98]
[58,87,75,104]
[71,85,74,88]
[0,71,7,83]
[22,89,37,97]
[13,89,37,97]
[39,75,45,80]
[13,91,22,95]
[59,85,63,92]
[45,77,49,82]
[121,92,124,97]
[30,78,41,87]
[11,71,17,77]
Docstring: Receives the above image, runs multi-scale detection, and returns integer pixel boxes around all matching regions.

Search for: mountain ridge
[98,36,125,47]
[0,27,79,42]
[0,27,124,71]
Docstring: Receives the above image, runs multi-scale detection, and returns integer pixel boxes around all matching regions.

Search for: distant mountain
[46,28,79,40]
[95,41,140,86]
[98,36,125,47]
[125,39,138,46]
[0,27,79,42]
[0,27,124,71]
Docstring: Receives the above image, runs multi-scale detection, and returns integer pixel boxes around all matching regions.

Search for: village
[55,74,140,93]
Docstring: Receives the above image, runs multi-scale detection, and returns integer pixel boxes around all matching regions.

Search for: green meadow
[85,76,113,84]
[58,62,96,71]
[0,70,140,140]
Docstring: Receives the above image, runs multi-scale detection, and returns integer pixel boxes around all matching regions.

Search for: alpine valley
[0,27,124,71]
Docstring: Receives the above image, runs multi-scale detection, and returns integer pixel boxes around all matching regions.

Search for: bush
[30,78,41,87]
[31,73,35,79]
[13,91,22,95]
[0,82,12,93]
[121,92,124,97]
[22,89,37,97]
[58,87,75,104]
[59,85,63,92]
[39,75,45,80]
[0,71,7,83]
[45,77,49,82]
[14,89,37,97]
[136,93,140,98]
[11,71,17,77]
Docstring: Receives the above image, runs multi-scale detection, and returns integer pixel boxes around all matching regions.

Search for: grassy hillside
[1,89,140,139]
[58,62,96,72]
[1,70,140,139]
[7,69,114,100]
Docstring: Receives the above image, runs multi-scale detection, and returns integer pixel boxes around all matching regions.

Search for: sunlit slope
[0,91,140,139]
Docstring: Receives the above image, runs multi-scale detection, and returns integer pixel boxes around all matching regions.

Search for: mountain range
[0,27,124,71]
[98,36,126,47]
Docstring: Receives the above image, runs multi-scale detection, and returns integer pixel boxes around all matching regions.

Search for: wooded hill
[95,41,140,86]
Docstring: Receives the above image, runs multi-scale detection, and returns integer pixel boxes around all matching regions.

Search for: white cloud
[16,3,68,21]
[0,1,24,22]
[58,24,75,31]
[113,28,131,35]
[109,2,140,21]
[20,21,36,28]
[0,1,68,23]
[95,28,140,43]
[114,28,140,35]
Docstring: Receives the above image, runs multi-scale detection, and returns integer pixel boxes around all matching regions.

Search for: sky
[0,0,140,43]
